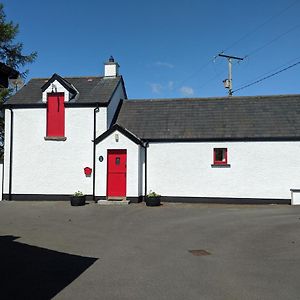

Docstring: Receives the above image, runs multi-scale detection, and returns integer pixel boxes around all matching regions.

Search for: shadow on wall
[0,235,98,299]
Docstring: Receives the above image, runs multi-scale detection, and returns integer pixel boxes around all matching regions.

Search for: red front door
[107,150,127,197]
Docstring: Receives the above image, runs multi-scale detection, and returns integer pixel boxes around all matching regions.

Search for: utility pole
[218,54,243,96]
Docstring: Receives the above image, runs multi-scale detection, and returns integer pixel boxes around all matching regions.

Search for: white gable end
[42,79,71,102]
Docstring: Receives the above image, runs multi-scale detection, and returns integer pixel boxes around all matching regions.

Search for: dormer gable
[41,73,78,103]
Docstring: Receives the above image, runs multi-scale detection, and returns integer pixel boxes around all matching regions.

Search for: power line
[239,55,300,84]
[232,60,300,93]
[243,23,300,59]
[222,0,300,53]
[198,69,227,90]
[175,0,299,91]
[174,59,214,88]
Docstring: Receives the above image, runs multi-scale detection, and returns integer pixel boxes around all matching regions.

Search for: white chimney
[104,56,119,77]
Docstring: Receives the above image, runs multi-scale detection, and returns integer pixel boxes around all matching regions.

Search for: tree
[0,3,37,77]
[0,3,37,156]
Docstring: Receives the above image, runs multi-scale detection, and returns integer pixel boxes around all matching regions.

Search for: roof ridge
[29,75,124,80]
[124,94,300,102]
[29,75,104,80]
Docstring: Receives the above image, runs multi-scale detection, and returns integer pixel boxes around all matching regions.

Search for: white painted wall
[147,141,300,199]
[107,81,125,128]
[104,64,119,77]
[3,106,107,196]
[96,107,107,137]
[95,130,142,197]
[42,80,70,102]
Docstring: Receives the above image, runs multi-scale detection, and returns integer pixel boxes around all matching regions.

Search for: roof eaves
[144,136,300,142]
[95,124,143,145]
[41,73,77,94]
[3,102,107,109]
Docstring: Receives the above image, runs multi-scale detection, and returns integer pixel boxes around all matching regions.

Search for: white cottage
[3,57,300,204]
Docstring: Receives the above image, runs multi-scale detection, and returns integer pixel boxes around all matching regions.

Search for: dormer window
[42,73,78,141]
[41,73,78,103]
[45,92,65,139]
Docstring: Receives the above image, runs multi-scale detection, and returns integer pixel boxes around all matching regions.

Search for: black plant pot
[145,196,161,207]
[70,195,86,206]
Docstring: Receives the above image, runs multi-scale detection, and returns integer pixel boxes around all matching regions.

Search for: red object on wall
[107,149,127,197]
[47,93,65,137]
[213,148,228,165]
[84,167,92,176]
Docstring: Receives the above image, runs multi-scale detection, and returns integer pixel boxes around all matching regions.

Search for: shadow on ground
[0,235,98,299]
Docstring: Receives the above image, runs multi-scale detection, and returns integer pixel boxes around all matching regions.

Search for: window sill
[211,164,231,168]
[44,136,67,141]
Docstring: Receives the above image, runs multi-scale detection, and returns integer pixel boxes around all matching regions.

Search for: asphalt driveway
[0,201,300,300]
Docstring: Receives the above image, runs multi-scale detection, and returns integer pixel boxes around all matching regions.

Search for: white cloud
[149,83,163,94]
[179,86,194,96]
[155,61,174,69]
[148,80,177,95]
[168,81,174,90]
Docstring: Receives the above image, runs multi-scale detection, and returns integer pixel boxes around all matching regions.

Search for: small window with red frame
[213,148,227,165]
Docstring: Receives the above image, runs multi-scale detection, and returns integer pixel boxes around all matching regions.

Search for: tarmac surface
[0,201,300,300]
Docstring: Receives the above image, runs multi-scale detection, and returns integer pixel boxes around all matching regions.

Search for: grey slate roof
[116,95,300,140]
[7,75,122,105]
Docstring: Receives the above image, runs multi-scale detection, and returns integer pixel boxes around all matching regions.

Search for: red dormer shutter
[47,93,65,137]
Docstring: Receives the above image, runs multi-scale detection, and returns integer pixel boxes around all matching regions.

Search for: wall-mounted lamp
[51,83,57,93]
[115,133,119,142]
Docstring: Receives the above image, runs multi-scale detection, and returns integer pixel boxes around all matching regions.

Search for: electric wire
[174,58,214,89]
[238,55,300,85]
[243,23,300,59]
[175,0,299,92]
[232,60,300,93]
[198,69,227,90]
[221,0,300,53]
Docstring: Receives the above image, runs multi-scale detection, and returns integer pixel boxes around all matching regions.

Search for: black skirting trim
[2,194,94,201]
[127,196,143,203]
[160,196,290,204]
[2,194,290,204]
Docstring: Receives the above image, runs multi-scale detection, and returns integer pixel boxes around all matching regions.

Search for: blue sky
[2,0,300,99]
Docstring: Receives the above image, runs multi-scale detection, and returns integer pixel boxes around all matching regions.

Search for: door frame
[106,149,127,200]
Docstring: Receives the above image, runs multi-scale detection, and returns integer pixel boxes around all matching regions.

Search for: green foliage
[0,3,37,73]
[73,191,84,197]
[0,3,37,156]
[147,190,161,197]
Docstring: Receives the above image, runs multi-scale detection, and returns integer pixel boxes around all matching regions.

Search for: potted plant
[70,191,86,206]
[145,191,161,207]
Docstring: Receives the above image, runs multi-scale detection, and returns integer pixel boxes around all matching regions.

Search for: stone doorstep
[97,200,130,205]
[107,196,126,201]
